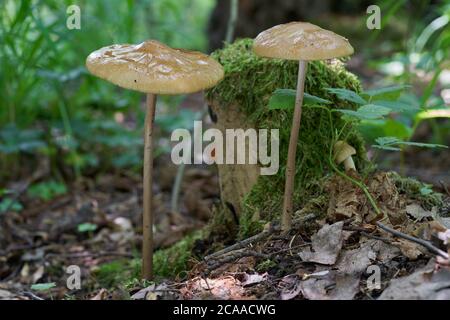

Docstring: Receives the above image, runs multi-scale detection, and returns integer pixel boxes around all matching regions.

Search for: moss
[94,259,140,289]
[390,172,443,209]
[255,259,277,273]
[206,39,369,237]
[93,231,204,289]
[153,230,204,278]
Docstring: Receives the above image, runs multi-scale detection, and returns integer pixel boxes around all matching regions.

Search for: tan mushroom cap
[86,40,224,95]
[334,141,356,164]
[253,22,354,61]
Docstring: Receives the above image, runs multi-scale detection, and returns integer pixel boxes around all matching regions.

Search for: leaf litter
[161,171,450,300]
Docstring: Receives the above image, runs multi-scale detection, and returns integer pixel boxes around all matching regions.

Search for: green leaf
[31,283,56,291]
[337,104,391,120]
[420,186,433,196]
[0,198,23,213]
[77,223,98,233]
[362,85,411,101]
[325,88,367,104]
[371,100,419,112]
[268,89,331,110]
[28,181,67,201]
[373,136,448,151]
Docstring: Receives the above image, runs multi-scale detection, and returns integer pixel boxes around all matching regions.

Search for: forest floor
[1,146,449,300]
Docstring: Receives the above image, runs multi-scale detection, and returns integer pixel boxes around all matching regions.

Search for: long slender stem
[142,93,157,280]
[281,60,308,231]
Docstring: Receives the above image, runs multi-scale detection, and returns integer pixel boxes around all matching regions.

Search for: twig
[204,229,273,261]
[206,250,269,271]
[21,291,44,300]
[376,222,449,259]
[361,231,395,245]
[204,213,317,261]
[269,242,310,256]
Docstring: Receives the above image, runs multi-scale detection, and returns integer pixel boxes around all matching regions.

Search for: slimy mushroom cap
[86,40,224,95]
[253,22,354,61]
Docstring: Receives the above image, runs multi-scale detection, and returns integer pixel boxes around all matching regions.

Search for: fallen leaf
[406,204,435,221]
[395,239,423,260]
[335,240,377,275]
[241,273,267,287]
[298,222,344,265]
[379,262,450,300]
[91,289,108,300]
[0,289,15,300]
[130,284,170,300]
[279,275,302,300]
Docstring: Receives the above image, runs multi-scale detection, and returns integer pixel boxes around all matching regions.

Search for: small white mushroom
[334,140,357,171]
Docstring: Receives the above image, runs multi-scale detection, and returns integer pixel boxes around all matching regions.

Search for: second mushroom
[253,22,354,231]
[86,40,224,280]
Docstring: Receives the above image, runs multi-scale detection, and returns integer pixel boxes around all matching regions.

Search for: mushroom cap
[86,40,224,95]
[334,141,356,164]
[253,22,354,61]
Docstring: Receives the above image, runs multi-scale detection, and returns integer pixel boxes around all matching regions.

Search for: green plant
[269,85,447,218]
[0,189,23,213]
[27,180,67,201]
[31,282,56,291]
[77,222,97,233]
[366,3,450,145]
[0,0,214,184]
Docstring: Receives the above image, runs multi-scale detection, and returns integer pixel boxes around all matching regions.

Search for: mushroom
[333,140,356,171]
[86,40,224,280]
[253,22,354,231]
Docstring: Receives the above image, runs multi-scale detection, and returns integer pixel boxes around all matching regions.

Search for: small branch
[204,229,273,261]
[21,291,44,300]
[204,213,316,261]
[206,250,269,271]
[376,222,449,259]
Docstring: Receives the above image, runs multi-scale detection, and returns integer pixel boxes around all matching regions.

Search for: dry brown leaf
[379,261,450,300]
[395,239,423,260]
[298,221,344,265]
[91,288,108,300]
[406,204,435,221]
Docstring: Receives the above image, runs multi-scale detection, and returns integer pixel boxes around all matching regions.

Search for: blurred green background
[0,0,449,202]
[0,0,215,183]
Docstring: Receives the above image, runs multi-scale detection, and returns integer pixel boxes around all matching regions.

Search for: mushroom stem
[142,93,157,280]
[343,156,356,171]
[281,60,308,231]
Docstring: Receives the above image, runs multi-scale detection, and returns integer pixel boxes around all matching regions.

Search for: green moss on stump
[206,39,369,238]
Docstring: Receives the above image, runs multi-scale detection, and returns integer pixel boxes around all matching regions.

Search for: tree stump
[206,39,368,237]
